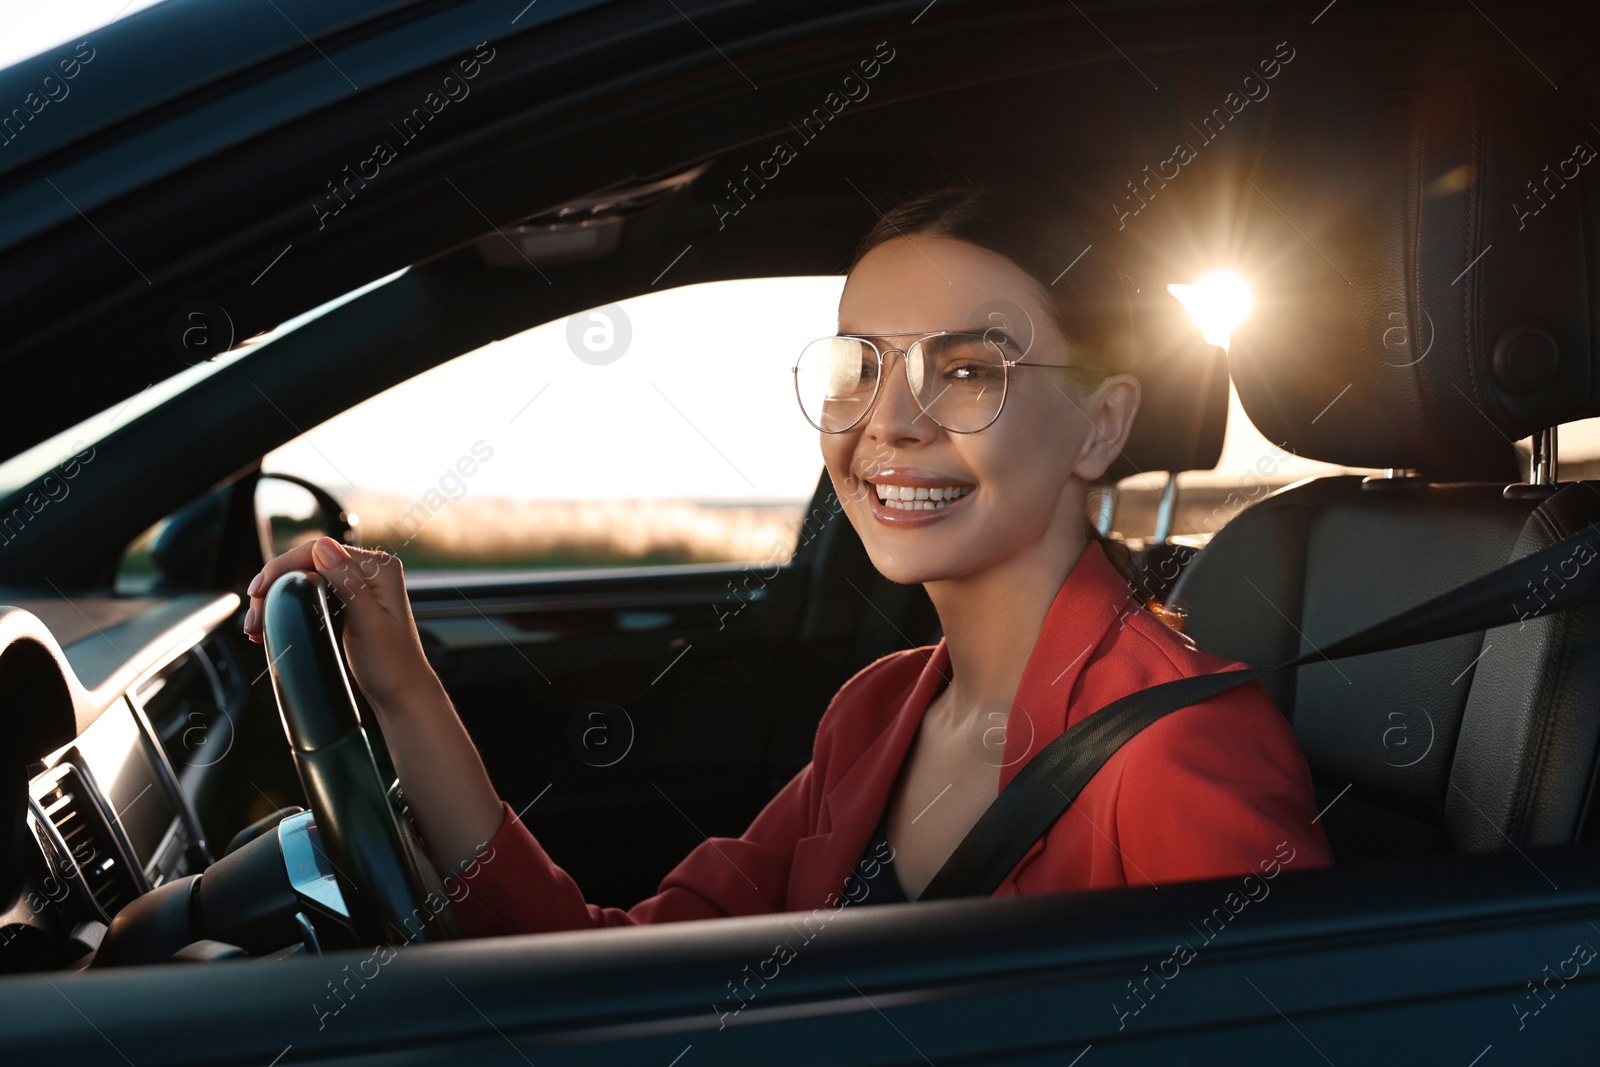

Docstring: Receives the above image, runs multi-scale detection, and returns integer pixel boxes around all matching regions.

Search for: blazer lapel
[992,541,1138,886]
[787,643,953,911]
[1001,540,1137,791]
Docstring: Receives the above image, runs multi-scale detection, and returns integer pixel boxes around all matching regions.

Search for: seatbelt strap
[917,520,1600,901]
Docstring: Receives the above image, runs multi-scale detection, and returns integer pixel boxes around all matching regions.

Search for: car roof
[0,1,500,177]
[0,0,1594,466]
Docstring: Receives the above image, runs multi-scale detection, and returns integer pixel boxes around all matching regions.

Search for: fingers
[241,540,319,642]
[242,536,400,643]
[309,538,397,615]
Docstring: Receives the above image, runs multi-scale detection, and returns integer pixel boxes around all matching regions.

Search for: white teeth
[868,482,973,511]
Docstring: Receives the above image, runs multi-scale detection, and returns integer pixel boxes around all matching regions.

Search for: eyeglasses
[793,329,1095,434]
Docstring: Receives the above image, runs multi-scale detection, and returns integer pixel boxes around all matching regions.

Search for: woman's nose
[862,349,936,444]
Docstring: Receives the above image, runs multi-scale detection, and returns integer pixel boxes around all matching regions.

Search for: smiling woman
[241,181,1331,936]
[802,182,1329,900]
[7,0,1600,1055]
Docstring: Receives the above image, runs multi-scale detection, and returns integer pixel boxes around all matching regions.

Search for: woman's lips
[858,469,976,527]
[859,467,970,489]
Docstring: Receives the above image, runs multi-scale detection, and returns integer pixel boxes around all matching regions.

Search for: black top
[853,810,910,905]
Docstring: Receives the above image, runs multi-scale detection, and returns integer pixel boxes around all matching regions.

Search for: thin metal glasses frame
[793,329,1078,434]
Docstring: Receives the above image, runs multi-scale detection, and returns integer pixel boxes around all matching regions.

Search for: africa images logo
[311,42,497,229]
[710,836,896,1030]
[1113,41,1296,230]
[711,42,896,230]
[0,40,96,149]
[1112,840,1299,1030]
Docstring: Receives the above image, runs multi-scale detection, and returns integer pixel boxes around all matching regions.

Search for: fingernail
[313,538,341,568]
[246,573,263,596]
[243,605,257,632]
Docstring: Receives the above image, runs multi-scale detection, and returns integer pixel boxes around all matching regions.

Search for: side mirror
[254,473,360,559]
[147,488,228,586]
[127,473,358,591]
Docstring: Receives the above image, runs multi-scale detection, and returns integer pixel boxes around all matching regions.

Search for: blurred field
[351,481,1305,569]
[126,454,1590,581]
[343,492,811,569]
[1105,454,1594,542]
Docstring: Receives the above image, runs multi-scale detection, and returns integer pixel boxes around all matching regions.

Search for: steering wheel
[261,570,457,945]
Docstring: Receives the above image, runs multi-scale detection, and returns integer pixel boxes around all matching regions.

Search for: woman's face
[823,234,1140,586]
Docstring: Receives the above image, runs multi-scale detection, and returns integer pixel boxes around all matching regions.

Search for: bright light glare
[1166,270,1254,352]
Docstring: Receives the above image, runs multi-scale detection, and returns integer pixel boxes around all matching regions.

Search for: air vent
[31,763,142,921]
[138,638,238,775]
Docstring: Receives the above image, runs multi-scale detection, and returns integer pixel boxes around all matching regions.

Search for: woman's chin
[861,549,978,587]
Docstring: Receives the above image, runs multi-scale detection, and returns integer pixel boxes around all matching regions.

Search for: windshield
[0,268,408,498]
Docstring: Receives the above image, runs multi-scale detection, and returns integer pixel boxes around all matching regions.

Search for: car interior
[1170,68,1600,866]
[1,1,1599,1062]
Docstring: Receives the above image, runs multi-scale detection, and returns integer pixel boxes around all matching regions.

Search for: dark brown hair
[846,181,1185,632]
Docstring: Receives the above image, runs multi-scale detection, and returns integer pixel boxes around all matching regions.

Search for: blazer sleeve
[1110,679,1334,885]
[451,756,820,938]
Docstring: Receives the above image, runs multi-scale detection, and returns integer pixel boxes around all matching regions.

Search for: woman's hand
[241,536,506,872]
[241,536,432,713]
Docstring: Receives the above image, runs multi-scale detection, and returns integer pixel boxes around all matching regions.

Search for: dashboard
[0,591,246,971]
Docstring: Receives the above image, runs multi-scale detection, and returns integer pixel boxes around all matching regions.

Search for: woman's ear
[1070,373,1141,481]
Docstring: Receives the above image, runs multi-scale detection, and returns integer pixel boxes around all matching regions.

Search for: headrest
[1104,291,1230,482]
[1229,69,1598,476]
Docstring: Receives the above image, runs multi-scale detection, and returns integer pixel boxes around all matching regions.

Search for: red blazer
[451,541,1333,937]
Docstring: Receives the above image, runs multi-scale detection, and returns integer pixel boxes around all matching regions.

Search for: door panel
[11,840,1599,1064]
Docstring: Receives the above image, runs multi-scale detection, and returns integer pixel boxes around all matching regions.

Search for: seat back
[1168,68,1600,862]
[1175,477,1600,859]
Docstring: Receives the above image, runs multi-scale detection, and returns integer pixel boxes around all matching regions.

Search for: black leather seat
[1167,69,1600,864]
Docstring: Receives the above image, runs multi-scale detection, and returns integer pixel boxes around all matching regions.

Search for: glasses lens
[907,333,1009,432]
[796,337,877,432]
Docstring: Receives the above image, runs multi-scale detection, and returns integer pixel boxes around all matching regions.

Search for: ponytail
[1084,518,1187,633]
